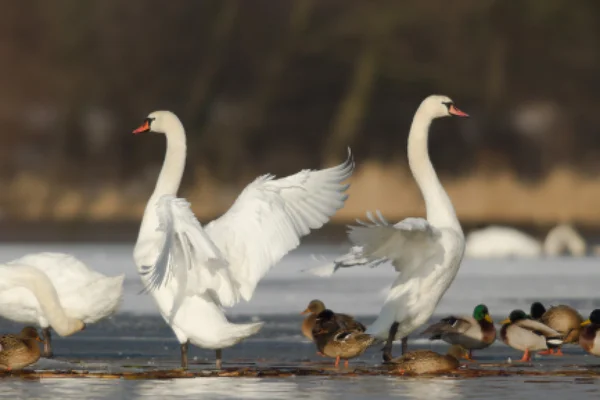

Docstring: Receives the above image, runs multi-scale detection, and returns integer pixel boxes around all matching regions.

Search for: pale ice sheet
[0,242,598,318]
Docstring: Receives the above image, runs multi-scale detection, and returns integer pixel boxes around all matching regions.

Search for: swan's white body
[0,253,124,330]
[312,96,468,344]
[0,262,86,337]
[133,111,353,357]
[464,224,586,259]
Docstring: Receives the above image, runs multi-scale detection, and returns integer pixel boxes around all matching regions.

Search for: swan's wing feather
[141,195,239,309]
[347,214,442,274]
[205,153,353,301]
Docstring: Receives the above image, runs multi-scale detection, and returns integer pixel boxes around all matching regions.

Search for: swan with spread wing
[309,95,469,361]
[132,111,353,368]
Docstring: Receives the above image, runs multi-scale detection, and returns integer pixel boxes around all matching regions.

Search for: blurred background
[2,0,600,242]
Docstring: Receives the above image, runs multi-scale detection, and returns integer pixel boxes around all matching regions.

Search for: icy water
[1,243,600,399]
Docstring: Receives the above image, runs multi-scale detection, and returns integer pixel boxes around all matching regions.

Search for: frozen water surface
[0,242,599,399]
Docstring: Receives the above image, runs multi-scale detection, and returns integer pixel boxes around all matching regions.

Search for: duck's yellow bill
[485,314,493,323]
[300,308,310,315]
[581,319,591,326]
[500,318,510,325]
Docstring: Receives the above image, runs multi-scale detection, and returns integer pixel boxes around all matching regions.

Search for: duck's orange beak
[301,308,311,315]
[133,120,151,134]
[36,337,43,342]
[449,104,469,117]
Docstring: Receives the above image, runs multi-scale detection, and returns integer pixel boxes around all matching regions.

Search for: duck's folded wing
[516,319,562,337]
[205,153,353,302]
[140,195,239,311]
[347,214,443,275]
[422,316,473,336]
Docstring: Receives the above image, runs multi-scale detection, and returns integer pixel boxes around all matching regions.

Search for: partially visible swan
[307,95,469,360]
[0,253,124,357]
[132,111,353,368]
[0,264,85,339]
[464,224,586,259]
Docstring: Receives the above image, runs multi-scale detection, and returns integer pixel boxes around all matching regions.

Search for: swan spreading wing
[142,153,353,308]
[347,212,443,276]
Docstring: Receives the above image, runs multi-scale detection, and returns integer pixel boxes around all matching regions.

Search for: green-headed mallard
[500,309,563,361]
[0,326,42,371]
[530,302,582,355]
[388,345,462,375]
[422,304,496,359]
[301,299,365,341]
[312,309,375,368]
[579,309,600,356]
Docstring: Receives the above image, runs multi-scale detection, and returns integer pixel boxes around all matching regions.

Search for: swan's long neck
[151,121,187,200]
[137,119,187,243]
[0,265,84,336]
[407,108,461,232]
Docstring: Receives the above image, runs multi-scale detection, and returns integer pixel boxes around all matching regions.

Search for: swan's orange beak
[133,120,151,134]
[449,104,469,117]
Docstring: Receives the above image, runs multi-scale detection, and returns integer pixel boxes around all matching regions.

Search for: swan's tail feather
[218,321,264,348]
[70,274,125,323]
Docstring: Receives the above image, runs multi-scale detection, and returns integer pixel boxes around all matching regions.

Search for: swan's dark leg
[42,328,53,358]
[180,341,189,369]
[401,336,408,355]
[216,349,222,369]
[382,322,399,362]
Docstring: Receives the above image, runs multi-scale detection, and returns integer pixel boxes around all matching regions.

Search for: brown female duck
[530,302,582,355]
[579,309,600,356]
[388,345,462,375]
[312,309,375,368]
[422,304,496,359]
[0,327,42,371]
[301,299,365,340]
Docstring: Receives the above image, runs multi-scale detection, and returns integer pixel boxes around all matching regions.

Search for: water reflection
[134,377,300,399]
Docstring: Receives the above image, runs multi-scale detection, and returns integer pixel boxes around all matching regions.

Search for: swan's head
[133,111,182,135]
[420,95,469,119]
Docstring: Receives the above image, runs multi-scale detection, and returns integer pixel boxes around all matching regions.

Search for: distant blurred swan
[464,224,586,259]
[131,111,353,368]
[0,253,124,357]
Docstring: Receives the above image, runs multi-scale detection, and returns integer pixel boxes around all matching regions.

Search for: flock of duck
[300,299,600,374]
[0,95,596,375]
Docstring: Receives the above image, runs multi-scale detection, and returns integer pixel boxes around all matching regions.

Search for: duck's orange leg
[520,349,531,362]
[334,356,340,367]
[463,350,473,360]
[538,348,554,355]
[553,348,564,356]
[344,359,349,368]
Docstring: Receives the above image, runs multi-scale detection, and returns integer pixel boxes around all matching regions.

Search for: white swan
[464,223,586,259]
[132,111,353,368]
[0,263,85,337]
[309,95,469,360]
[0,253,124,356]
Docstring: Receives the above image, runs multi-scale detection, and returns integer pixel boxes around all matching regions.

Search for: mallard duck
[301,299,365,341]
[530,302,582,355]
[0,327,42,371]
[500,309,563,361]
[579,309,600,356]
[388,345,462,375]
[422,304,496,359]
[312,309,375,368]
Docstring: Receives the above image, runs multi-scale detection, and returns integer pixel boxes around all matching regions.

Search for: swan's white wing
[347,212,443,275]
[205,153,354,301]
[140,195,239,314]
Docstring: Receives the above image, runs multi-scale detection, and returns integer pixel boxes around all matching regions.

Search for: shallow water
[1,243,600,399]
